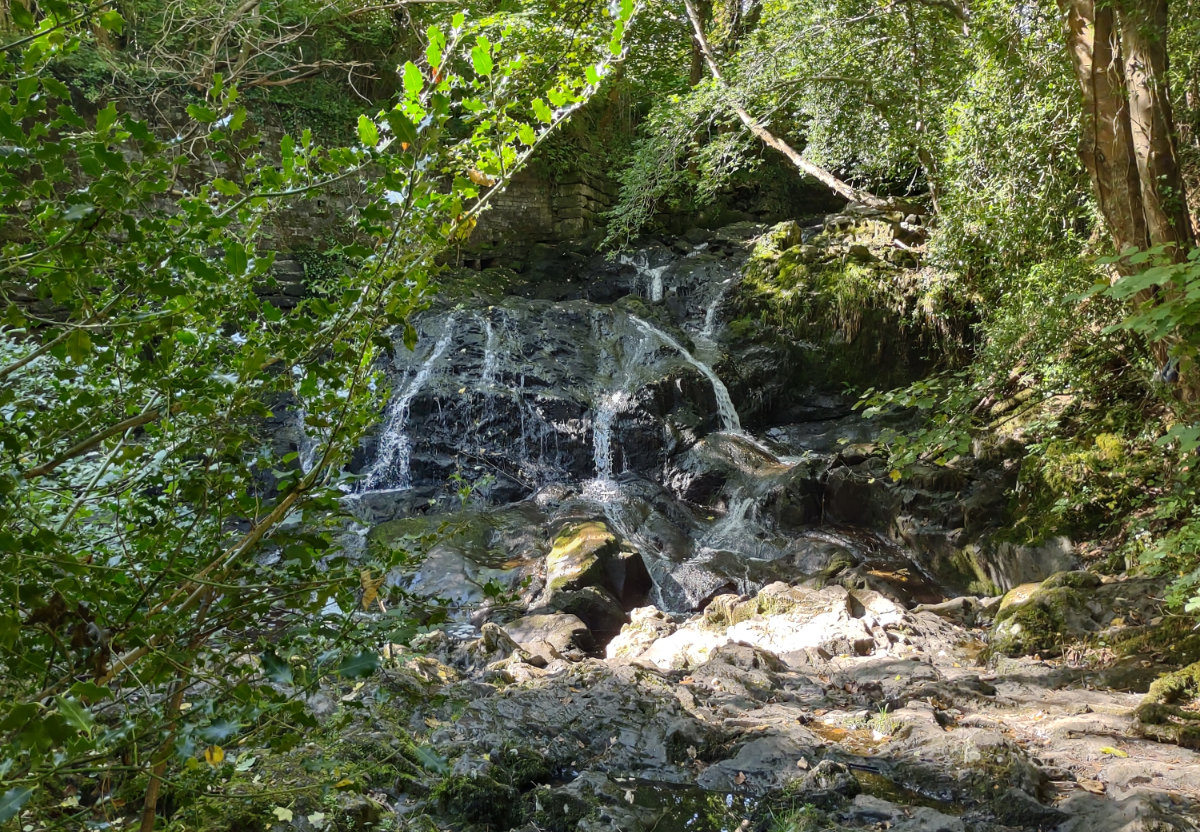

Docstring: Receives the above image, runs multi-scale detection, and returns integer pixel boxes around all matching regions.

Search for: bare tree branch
[683,0,893,209]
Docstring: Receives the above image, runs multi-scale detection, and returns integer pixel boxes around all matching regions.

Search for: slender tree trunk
[688,0,711,86]
[1061,0,1149,255]
[1060,0,1196,393]
[1118,0,1194,248]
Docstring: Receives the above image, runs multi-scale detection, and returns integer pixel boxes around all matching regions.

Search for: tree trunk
[688,0,711,87]
[682,0,894,209]
[1117,0,1193,249]
[1060,0,1195,392]
[1060,0,1149,255]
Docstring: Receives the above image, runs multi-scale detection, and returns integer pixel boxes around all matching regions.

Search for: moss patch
[990,576,1092,657]
[1134,662,1200,749]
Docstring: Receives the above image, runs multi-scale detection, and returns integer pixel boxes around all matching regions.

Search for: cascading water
[480,314,499,387]
[620,252,669,303]
[298,416,320,475]
[630,315,742,434]
[361,313,458,491]
[700,279,731,341]
[591,390,628,481]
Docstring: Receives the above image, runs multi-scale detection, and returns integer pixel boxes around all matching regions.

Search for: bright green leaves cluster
[0,0,637,826]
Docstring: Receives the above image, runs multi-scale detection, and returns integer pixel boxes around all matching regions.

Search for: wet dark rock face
[338,219,1043,618]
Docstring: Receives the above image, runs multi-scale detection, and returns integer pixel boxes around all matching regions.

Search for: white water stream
[361,314,458,491]
[620,252,669,303]
[630,315,742,434]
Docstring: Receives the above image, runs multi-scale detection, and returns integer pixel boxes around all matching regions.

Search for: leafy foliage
[0,0,634,826]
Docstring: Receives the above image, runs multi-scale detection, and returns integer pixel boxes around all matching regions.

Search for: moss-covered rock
[990,573,1098,657]
[546,521,619,593]
[1134,662,1200,749]
[431,746,553,827]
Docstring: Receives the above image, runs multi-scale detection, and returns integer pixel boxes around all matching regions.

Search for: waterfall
[298,414,319,474]
[480,314,498,387]
[592,390,628,481]
[630,315,742,434]
[698,496,755,554]
[620,252,669,303]
[361,314,458,491]
[700,278,732,341]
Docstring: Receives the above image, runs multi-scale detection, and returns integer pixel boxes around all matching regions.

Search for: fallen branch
[683,0,894,210]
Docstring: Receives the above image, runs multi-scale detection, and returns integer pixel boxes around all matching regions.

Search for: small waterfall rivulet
[620,251,669,302]
[480,313,499,387]
[629,315,742,434]
[360,313,458,491]
[591,390,627,482]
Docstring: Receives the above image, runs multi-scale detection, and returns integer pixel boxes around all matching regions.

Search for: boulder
[546,521,620,593]
[505,612,594,655]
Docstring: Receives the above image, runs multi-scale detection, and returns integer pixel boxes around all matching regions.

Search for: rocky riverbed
[239,215,1200,832]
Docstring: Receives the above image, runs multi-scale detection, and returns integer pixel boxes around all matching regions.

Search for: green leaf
[224,242,248,277]
[262,302,283,323]
[532,99,553,124]
[425,26,445,69]
[187,104,218,124]
[357,115,379,149]
[385,110,417,147]
[609,21,625,56]
[10,2,34,29]
[403,62,424,98]
[1109,264,1179,299]
[63,203,95,221]
[586,65,601,86]
[175,329,199,346]
[471,36,493,77]
[67,681,112,702]
[517,123,537,146]
[452,11,465,29]
[413,744,449,773]
[65,329,92,364]
[336,650,380,679]
[55,697,93,736]
[261,651,293,685]
[199,719,240,743]
[98,9,125,34]
[281,134,295,175]
[0,787,32,822]
[212,178,240,196]
[96,102,119,133]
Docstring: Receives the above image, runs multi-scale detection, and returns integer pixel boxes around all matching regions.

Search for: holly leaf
[64,329,92,364]
[357,115,379,149]
[199,719,240,743]
[385,110,417,147]
[403,61,424,98]
[187,103,217,124]
[261,651,294,685]
[55,697,93,737]
[0,787,33,822]
[336,650,380,679]
[426,26,445,70]
[471,37,493,77]
[63,203,95,222]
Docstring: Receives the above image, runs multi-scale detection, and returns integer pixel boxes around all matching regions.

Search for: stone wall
[465,167,617,266]
[120,94,614,289]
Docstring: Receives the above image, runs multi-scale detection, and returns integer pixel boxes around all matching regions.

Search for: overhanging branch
[683,0,892,209]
